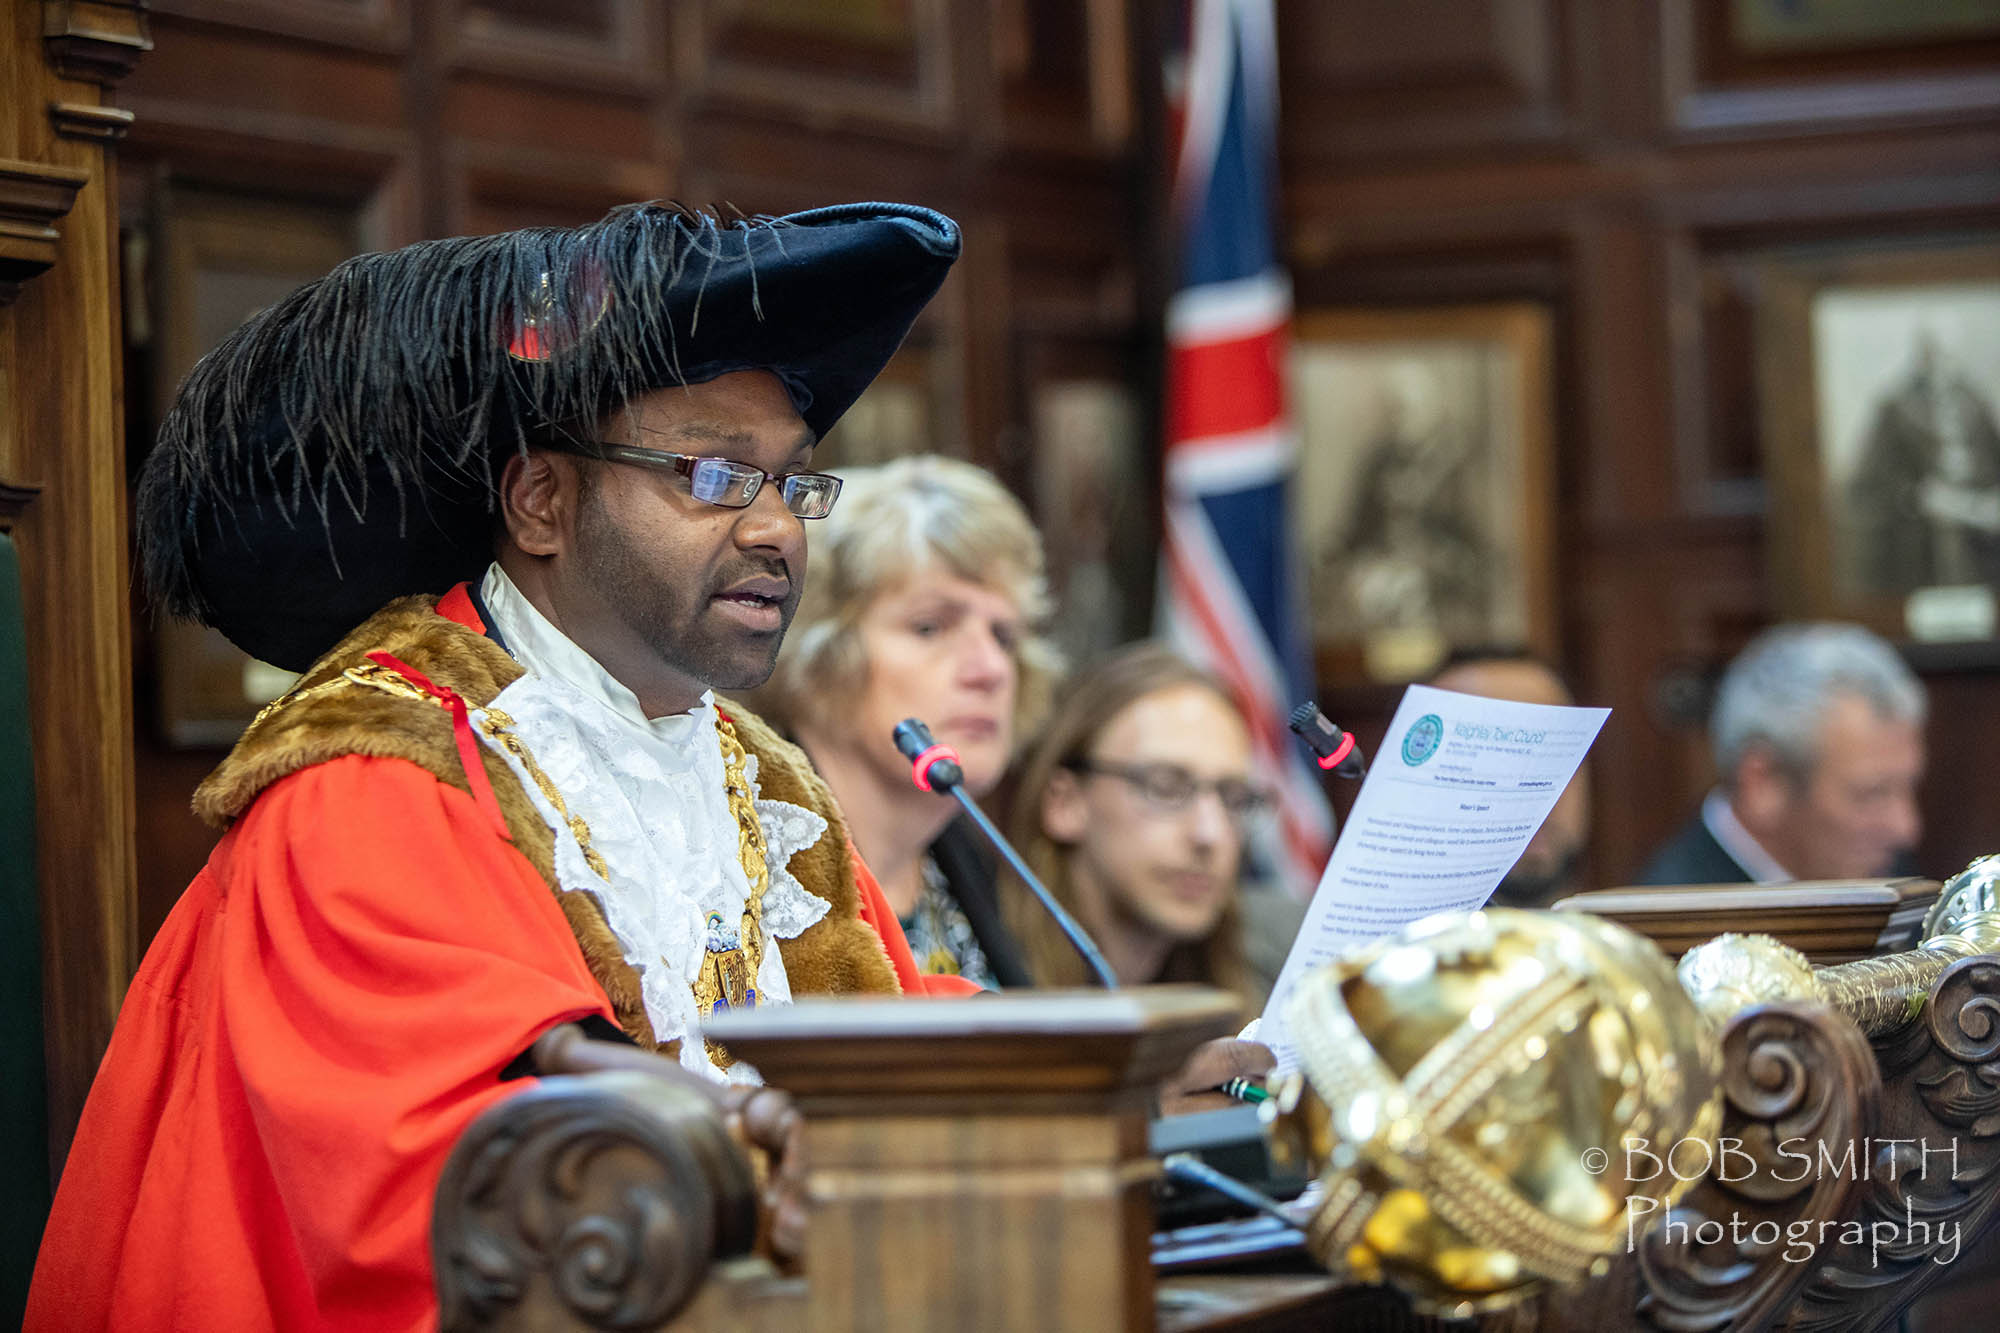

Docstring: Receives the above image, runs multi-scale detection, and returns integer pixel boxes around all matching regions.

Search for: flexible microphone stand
[892,725,1315,1230]
[892,718,1120,989]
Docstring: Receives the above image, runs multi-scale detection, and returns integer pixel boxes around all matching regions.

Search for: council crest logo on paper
[1401,713,1443,766]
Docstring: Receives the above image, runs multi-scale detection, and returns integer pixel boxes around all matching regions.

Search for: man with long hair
[1004,642,1286,1013]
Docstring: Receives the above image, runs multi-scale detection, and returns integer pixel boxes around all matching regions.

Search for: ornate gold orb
[1275,908,1722,1317]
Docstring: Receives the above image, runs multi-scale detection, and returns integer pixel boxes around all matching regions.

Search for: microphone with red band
[894,721,964,794]
[893,718,1119,989]
[1289,702,1366,779]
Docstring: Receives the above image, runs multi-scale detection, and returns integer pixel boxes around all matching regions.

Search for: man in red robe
[29,201,1267,1333]
[29,203,975,1332]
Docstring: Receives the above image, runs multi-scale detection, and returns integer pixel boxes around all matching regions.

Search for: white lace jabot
[472,564,830,1083]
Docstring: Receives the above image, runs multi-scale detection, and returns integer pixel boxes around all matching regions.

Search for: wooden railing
[433,968,2000,1332]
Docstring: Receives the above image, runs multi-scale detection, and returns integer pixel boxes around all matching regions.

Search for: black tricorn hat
[138,201,960,671]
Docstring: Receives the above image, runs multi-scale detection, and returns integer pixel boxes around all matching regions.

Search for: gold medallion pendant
[699,911,758,1012]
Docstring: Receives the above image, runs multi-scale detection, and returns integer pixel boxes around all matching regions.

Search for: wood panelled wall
[110,0,2000,1009]
[118,0,1153,484]
[5,0,149,1188]
[1282,0,2000,885]
[113,0,1164,986]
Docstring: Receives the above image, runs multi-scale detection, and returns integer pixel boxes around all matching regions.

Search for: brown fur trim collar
[196,595,899,1052]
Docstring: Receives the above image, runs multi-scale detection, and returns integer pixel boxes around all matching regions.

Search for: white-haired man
[1636,623,1926,885]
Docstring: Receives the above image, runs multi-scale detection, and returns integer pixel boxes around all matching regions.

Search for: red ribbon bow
[365,650,513,844]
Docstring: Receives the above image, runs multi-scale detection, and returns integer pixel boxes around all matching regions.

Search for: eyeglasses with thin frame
[593,443,843,518]
[1065,759,1269,821]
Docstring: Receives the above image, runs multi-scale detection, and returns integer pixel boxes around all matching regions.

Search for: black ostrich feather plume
[135,200,959,669]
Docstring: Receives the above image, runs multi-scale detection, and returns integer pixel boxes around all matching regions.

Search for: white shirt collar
[470,561,833,1085]
[1700,788,1793,884]
[479,562,709,742]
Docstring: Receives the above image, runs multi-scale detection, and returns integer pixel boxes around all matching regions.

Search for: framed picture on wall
[1009,329,1152,665]
[1729,0,2000,54]
[1755,241,2000,644]
[1292,304,1558,684]
[149,187,360,747]
[1031,378,1145,666]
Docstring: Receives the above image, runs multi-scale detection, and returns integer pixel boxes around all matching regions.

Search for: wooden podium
[435,989,1238,1333]
[710,989,1237,1332]
[434,971,2000,1333]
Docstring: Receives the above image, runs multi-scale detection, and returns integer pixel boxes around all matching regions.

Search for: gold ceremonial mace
[1678,855,2000,1034]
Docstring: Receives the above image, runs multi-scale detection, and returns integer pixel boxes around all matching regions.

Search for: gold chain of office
[261,660,771,1036]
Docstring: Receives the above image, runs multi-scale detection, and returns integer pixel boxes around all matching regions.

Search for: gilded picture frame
[1292,303,1559,685]
[1755,241,2000,643]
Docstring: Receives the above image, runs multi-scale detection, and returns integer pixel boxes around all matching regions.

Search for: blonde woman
[758,455,1060,987]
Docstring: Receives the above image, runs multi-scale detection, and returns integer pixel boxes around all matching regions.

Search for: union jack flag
[1157,0,1333,895]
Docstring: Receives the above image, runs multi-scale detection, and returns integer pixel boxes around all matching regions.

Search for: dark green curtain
[0,531,49,1323]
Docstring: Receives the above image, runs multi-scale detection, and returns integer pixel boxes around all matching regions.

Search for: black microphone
[891,718,963,793]
[893,718,1120,989]
[1288,702,1366,779]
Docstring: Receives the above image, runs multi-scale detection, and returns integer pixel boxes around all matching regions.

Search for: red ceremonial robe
[27,596,969,1332]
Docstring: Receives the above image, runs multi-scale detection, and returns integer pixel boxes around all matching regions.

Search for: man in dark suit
[1637,624,1927,886]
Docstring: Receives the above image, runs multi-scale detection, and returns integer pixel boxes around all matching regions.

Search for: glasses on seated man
[1064,759,1270,822]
